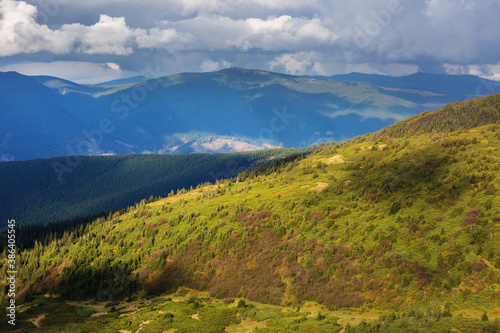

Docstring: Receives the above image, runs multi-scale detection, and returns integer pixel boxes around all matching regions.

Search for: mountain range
[1,92,499,332]
[329,72,500,96]
[2,68,500,161]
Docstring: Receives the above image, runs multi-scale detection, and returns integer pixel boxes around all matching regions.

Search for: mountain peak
[96,75,151,86]
[220,67,272,75]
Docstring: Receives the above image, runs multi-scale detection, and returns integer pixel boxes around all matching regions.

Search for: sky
[1,0,500,83]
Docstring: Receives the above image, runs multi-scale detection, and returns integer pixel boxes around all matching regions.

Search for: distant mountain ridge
[96,75,151,86]
[1,68,495,160]
[330,72,500,95]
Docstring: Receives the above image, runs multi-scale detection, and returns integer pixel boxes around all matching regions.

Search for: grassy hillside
[366,93,500,140]
[0,148,311,228]
[1,94,500,332]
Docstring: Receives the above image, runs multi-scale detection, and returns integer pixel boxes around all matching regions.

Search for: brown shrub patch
[464,208,481,225]
[222,297,235,304]
[206,228,287,305]
[471,260,487,272]
[439,262,451,270]
[378,241,392,252]
[329,213,340,220]
[463,217,477,225]
[408,108,454,133]
[242,210,273,229]
[415,264,433,284]
[307,211,324,221]
[234,212,247,223]
[150,218,169,228]
[336,244,352,256]
[467,208,481,217]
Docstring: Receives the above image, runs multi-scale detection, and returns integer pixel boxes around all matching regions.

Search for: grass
[7,290,498,332]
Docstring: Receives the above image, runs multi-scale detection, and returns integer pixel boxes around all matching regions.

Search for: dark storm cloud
[1,0,499,82]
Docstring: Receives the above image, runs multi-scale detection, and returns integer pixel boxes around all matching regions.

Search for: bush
[222,297,235,305]
[316,312,326,321]
[472,261,487,272]
[237,299,247,308]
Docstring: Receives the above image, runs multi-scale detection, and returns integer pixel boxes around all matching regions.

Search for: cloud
[200,59,231,72]
[165,14,337,53]
[107,62,120,70]
[136,27,196,51]
[0,0,78,56]
[270,51,317,75]
[444,63,500,81]
[0,0,198,56]
[0,0,135,56]
[1,0,500,81]
[78,15,135,55]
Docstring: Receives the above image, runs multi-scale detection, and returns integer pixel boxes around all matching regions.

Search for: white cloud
[136,27,195,51]
[0,0,136,56]
[270,51,316,75]
[200,59,220,72]
[0,0,78,56]
[78,15,134,55]
[1,0,500,79]
[170,14,337,52]
[246,15,291,33]
[423,0,476,26]
[107,62,120,70]
[200,59,231,72]
[0,0,197,56]
[444,63,500,81]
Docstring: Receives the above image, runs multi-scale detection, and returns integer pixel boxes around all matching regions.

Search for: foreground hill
[1,94,500,332]
[0,68,483,161]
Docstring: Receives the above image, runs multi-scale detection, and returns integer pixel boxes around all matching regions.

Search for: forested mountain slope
[0,148,310,227]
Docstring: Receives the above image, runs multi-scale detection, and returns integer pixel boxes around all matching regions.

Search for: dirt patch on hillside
[308,182,329,193]
[29,313,47,328]
[312,155,345,166]
[225,318,267,332]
